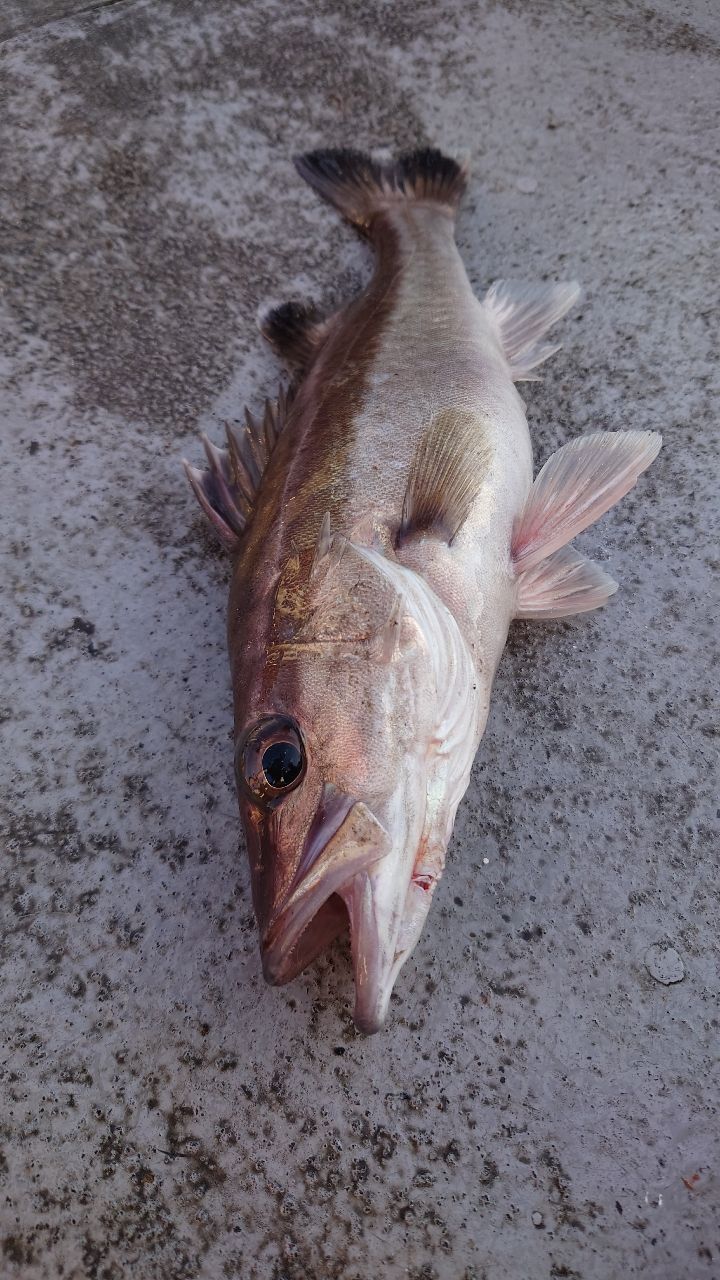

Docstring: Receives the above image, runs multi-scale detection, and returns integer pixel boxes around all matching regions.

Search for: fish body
[185,148,661,1032]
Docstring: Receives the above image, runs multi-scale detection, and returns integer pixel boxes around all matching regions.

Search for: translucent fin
[183,387,292,551]
[512,429,662,572]
[310,510,345,582]
[294,147,468,235]
[516,546,618,619]
[259,300,332,369]
[484,280,581,380]
[398,408,493,545]
[183,454,244,551]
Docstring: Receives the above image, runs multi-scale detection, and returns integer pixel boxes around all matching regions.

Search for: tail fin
[293,147,468,233]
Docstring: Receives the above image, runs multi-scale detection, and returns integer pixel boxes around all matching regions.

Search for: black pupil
[261,741,302,789]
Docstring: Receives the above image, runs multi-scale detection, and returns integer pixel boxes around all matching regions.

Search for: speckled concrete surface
[1,2,718,1277]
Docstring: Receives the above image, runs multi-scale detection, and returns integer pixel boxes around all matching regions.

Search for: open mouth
[261,793,390,976]
[260,790,396,1031]
[262,892,350,985]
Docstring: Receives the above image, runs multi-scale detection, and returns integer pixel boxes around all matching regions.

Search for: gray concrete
[1,1,718,1276]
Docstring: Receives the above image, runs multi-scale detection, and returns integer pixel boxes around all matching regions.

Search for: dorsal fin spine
[184,386,292,551]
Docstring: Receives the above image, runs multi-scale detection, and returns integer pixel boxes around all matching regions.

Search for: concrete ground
[1,1,718,1277]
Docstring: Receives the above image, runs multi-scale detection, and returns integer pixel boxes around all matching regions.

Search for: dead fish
[184,147,660,1033]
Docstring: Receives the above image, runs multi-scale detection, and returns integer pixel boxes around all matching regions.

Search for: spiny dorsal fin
[294,147,468,235]
[484,280,581,380]
[260,300,332,369]
[183,385,292,551]
[512,429,662,573]
[398,408,493,546]
[516,545,618,619]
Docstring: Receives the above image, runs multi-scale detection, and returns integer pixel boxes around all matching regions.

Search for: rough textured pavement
[1,2,718,1277]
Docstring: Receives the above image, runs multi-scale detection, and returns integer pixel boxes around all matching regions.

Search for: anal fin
[484,280,581,380]
[516,546,618,619]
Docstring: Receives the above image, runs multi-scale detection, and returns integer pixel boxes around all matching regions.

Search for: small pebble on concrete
[644,942,686,985]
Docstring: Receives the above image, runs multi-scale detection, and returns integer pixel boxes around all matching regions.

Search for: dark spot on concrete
[519,923,543,942]
[3,1236,34,1266]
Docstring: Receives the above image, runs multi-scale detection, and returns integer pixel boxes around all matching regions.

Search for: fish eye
[261,741,303,789]
[238,715,306,803]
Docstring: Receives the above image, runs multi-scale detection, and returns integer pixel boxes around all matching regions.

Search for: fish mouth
[260,787,407,1032]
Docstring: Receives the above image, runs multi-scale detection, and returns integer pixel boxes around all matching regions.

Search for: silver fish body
[185,148,661,1032]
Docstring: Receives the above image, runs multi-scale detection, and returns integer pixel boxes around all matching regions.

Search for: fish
[184,147,661,1033]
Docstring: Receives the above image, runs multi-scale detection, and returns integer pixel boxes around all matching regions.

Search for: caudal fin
[294,147,468,234]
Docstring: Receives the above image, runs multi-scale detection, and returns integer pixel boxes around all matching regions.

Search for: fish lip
[260,795,392,985]
[285,783,355,898]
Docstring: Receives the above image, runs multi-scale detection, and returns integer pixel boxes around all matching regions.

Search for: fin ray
[512,429,662,572]
[184,388,292,551]
[516,546,618,619]
[484,280,581,379]
[398,409,493,545]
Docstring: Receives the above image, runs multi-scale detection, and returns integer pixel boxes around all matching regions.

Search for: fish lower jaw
[339,872,419,1035]
[351,997,391,1037]
[260,797,392,983]
[259,865,417,1035]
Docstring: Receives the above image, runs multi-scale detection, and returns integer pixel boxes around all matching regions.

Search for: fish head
[233,537,480,1032]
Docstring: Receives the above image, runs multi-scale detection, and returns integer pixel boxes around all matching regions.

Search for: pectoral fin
[512,429,662,574]
[397,408,493,545]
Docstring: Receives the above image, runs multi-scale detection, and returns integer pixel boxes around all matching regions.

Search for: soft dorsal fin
[484,280,581,380]
[260,300,332,369]
[512,429,662,573]
[516,546,618,619]
[183,387,291,551]
[398,408,493,546]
